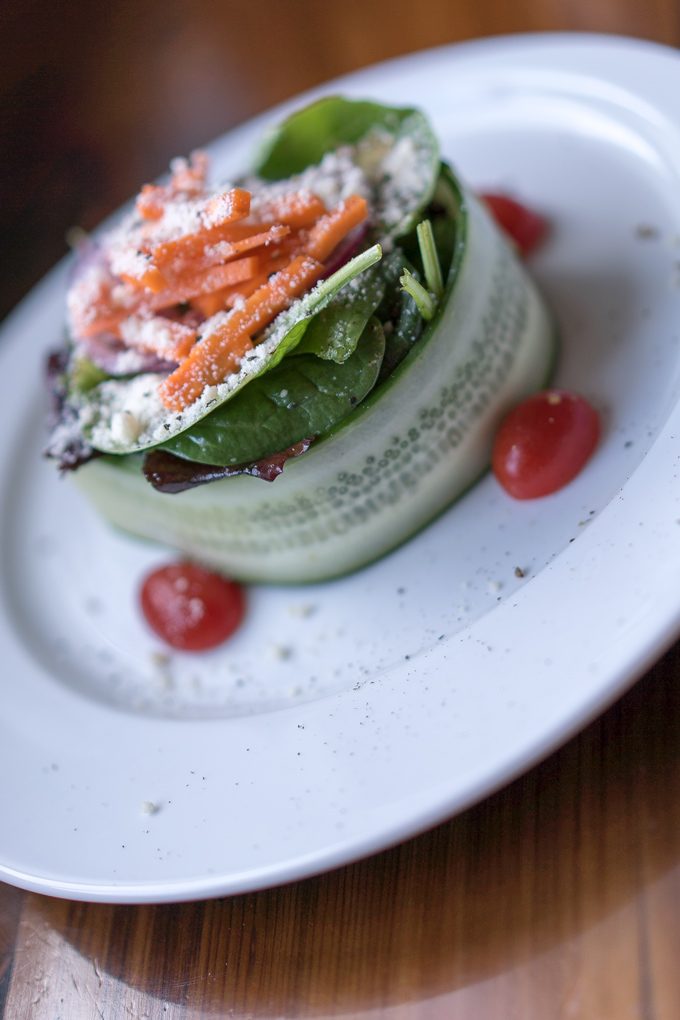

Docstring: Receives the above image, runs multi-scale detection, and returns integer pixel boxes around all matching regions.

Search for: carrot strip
[136,185,166,221]
[77,182,356,367]
[174,220,277,243]
[201,187,251,228]
[152,222,289,273]
[305,195,368,261]
[79,254,263,335]
[120,266,168,294]
[79,311,128,339]
[161,332,254,404]
[135,153,211,221]
[159,255,323,410]
[189,256,291,317]
[169,151,209,195]
[256,191,327,229]
[151,255,260,305]
[189,289,232,318]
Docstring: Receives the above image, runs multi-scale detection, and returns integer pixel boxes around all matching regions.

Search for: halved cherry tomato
[481,193,549,257]
[492,390,600,499]
[140,562,245,651]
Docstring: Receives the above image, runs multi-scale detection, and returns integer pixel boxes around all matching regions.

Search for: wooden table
[1,3,679,1017]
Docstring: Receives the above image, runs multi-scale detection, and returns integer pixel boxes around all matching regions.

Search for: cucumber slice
[75,173,556,584]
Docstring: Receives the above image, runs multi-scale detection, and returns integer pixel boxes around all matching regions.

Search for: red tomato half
[492,390,600,500]
[481,193,549,257]
[140,562,245,651]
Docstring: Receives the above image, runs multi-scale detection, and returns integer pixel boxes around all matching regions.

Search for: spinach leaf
[255,98,422,177]
[257,243,383,368]
[378,287,424,383]
[254,97,439,237]
[160,317,386,466]
[296,249,404,363]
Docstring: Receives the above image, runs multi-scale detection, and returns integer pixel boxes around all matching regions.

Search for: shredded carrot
[72,165,374,413]
[151,222,289,273]
[159,255,323,410]
[189,253,292,316]
[79,254,264,336]
[147,191,327,272]
[257,192,327,229]
[152,255,260,304]
[169,151,209,195]
[79,312,127,339]
[119,265,169,293]
[201,187,251,227]
[136,185,166,221]
[161,332,254,404]
[188,254,292,316]
[134,153,210,221]
[305,194,368,261]
[174,220,278,243]
[188,289,231,319]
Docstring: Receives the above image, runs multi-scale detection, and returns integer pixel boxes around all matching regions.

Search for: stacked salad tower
[48,98,555,582]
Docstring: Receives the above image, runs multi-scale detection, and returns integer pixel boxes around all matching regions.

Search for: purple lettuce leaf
[142,437,315,494]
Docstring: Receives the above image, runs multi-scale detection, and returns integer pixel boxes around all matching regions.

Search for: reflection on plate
[2,34,680,902]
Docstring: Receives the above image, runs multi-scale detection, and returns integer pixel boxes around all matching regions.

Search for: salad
[47,98,556,583]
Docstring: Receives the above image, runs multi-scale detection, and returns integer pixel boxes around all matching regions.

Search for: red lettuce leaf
[143,437,315,494]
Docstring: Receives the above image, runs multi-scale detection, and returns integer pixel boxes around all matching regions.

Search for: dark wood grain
[3,0,680,319]
[1,2,679,1017]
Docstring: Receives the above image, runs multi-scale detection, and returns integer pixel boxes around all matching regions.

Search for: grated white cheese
[245,148,371,216]
[108,243,151,283]
[357,126,434,231]
[67,261,113,332]
[119,315,190,354]
[103,345,163,375]
[86,373,167,448]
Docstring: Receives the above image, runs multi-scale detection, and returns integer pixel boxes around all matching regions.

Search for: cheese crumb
[110,409,143,444]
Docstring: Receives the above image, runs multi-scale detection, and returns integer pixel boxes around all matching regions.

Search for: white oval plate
[2,34,680,903]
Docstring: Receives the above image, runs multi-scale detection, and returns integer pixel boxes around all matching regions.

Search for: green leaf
[161,318,386,466]
[296,249,404,363]
[253,97,439,237]
[246,243,384,372]
[255,97,420,177]
[378,287,424,383]
[70,356,109,394]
